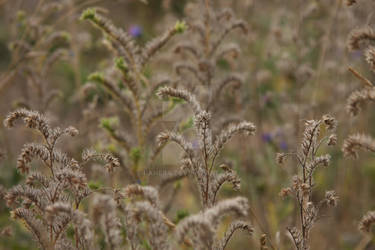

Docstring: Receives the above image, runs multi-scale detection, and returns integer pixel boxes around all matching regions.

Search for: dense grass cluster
[0,0,375,249]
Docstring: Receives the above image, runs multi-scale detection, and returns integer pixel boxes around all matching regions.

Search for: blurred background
[0,0,374,249]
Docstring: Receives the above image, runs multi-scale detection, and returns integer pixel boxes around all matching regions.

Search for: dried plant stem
[278,117,338,249]
[348,67,374,88]
[0,0,49,96]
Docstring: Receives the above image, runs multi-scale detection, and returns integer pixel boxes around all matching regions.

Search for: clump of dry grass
[341,2,375,248]
[343,13,375,159]
[3,109,117,249]
[277,115,338,250]
[1,1,72,111]
[4,0,375,249]
[175,197,253,250]
[342,133,375,158]
[346,25,375,116]
[80,7,186,181]
[77,2,256,247]
[172,0,248,119]
[1,3,256,248]
[156,86,255,208]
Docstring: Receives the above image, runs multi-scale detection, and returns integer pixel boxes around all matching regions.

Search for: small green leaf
[60,31,72,43]
[180,117,193,131]
[88,72,104,83]
[16,10,26,21]
[80,8,96,21]
[115,57,128,73]
[171,97,185,104]
[174,209,189,223]
[66,225,75,239]
[107,143,117,153]
[174,21,187,34]
[100,116,119,132]
[88,181,102,190]
[130,147,142,165]
[141,239,152,250]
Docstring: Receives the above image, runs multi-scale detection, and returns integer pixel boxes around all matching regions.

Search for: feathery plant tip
[80,8,97,21]
[174,21,187,34]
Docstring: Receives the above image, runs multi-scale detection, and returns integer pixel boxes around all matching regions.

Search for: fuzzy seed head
[365,46,375,71]
[359,211,375,233]
[325,190,339,207]
[322,114,337,131]
[80,8,96,21]
[328,134,337,146]
[276,153,287,164]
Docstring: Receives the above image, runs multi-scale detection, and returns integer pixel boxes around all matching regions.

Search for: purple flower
[261,133,272,143]
[129,25,142,38]
[280,141,288,150]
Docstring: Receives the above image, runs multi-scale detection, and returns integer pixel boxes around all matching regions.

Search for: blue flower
[280,141,288,150]
[129,25,142,38]
[261,133,272,143]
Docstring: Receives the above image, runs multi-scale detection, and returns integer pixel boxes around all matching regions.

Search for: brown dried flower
[359,211,375,233]
[348,26,375,51]
[342,133,375,158]
[328,134,337,146]
[276,153,287,164]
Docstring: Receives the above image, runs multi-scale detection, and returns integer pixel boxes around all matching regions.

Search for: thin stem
[299,199,305,245]
[287,227,300,250]
[348,66,374,88]
[202,125,211,206]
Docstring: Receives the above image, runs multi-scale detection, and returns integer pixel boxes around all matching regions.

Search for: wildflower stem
[348,66,374,88]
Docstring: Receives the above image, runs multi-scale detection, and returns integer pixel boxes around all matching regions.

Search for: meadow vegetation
[0,0,374,249]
